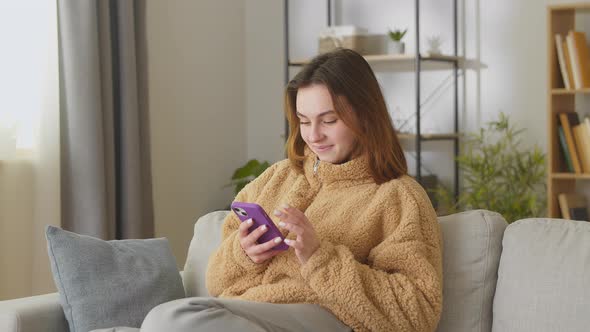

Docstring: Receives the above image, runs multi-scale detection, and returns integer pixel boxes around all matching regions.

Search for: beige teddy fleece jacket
[206,153,443,332]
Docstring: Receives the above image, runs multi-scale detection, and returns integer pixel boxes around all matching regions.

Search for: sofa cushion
[183,210,229,297]
[45,226,185,332]
[436,210,508,332]
[492,218,590,332]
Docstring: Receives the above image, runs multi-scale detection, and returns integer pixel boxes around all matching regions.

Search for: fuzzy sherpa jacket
[206,153,443,332]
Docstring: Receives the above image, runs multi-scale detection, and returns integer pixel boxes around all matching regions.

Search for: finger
[278,220,305,236]
[247,236,284,255]
[282,204,306,221]
[272,208,289,221]
[243,224,268,247]
[284,238,304,250]
[280,204,310,227]
[249,249,281,264]
[238,218,253,239]
[274,208,304,227]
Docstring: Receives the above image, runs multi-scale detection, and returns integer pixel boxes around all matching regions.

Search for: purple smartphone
[230,201,289,251]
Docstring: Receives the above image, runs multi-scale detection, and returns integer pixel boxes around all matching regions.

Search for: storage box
[318,34,386,55]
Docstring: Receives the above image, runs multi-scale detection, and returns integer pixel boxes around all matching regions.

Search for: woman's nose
[308,123,324,142]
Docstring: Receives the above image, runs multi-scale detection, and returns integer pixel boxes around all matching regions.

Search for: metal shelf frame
[283,0,460,197]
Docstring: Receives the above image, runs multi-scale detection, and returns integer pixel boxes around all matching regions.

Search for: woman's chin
[319,153,348,164]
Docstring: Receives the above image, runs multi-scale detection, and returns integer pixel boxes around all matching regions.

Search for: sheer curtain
[0,0,154,300]
[0,1,60,299]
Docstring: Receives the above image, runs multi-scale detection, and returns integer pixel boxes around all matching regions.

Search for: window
[0,1,58,158]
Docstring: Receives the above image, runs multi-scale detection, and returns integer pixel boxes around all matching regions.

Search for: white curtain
[0,1,60,299]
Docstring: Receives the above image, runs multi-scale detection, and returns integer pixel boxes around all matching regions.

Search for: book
[581,118,590,171]
[558,193,589,221]
[555,34,572,89]
[562,40,576,89]
[570,31,590,88]
[558,112,583,173]
[584,117,590,136]
[566,33,582,88]
[558,126,574,172]
[573,124,590,173]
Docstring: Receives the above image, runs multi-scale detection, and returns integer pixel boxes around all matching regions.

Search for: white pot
[389,41,405,54]
[426,46,442,56]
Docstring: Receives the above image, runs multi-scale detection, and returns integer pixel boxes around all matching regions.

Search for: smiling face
[295,84,357,164]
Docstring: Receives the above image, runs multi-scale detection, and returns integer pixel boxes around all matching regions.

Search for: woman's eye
[324,119,337,124]
[300,122,311,126]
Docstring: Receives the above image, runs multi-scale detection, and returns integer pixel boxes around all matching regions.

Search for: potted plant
[387,28,407,54]
[433,113,546,223]
[226,159,270,195]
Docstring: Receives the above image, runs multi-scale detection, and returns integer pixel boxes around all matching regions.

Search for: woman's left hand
[273,204,320,265]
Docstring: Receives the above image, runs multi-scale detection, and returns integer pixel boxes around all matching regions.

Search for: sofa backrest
[183,210,229,298]
[183,209,508,332]
[436,210,507,332]
[492,218,590,332]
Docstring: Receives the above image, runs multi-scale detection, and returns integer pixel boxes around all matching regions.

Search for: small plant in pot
[387,28,407,54]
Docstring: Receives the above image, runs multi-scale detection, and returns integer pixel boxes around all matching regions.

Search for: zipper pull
[313,158,320,175]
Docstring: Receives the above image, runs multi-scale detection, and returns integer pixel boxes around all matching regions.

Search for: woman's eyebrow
[296,110,335,118]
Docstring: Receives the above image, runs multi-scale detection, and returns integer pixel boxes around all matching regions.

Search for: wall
[473,0,546,145]
[145,0,247,267]
[245,0,286,163]
[0,160,34,299]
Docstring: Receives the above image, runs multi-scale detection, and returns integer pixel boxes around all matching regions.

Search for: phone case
[230,201,289,251]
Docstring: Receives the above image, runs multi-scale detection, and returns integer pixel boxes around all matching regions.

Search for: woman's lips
[314,145,333,152]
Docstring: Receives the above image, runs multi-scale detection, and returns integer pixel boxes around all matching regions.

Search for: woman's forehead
[296,84,334,115]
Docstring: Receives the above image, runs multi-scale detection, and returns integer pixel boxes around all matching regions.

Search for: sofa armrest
[0,293,68,332]
[0,270,185,332]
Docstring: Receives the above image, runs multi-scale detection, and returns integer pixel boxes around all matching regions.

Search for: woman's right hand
[238,219,283,264]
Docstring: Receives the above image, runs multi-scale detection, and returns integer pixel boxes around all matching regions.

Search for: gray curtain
[57,0,154,239]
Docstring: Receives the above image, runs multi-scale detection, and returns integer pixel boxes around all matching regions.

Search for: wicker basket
[318,34,386,55]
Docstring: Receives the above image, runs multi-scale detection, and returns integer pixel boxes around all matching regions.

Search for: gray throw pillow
[46,226,185,332]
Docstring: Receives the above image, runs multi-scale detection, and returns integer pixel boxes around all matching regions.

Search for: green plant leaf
[227,159,271,195]
[231,159,262,180]
[388,28,408,41]
[434,112,546,222]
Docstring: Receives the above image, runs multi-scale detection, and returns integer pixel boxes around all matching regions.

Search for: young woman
[142,48,443,332]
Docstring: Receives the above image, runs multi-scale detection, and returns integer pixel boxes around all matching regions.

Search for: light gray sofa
[2,209,590,332]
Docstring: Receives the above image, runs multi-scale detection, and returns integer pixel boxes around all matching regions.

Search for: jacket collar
[302,147,373,187]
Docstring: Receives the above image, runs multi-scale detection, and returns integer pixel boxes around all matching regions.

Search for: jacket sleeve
[300,185,443,332]
[205,163,279,297]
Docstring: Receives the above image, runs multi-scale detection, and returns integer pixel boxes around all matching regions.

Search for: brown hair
[285,48,407,184]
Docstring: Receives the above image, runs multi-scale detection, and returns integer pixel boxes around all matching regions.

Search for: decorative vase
[389,41,405,54]
[426,36,443,56]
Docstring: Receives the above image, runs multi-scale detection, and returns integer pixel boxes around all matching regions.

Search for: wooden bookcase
[547,3,590,218]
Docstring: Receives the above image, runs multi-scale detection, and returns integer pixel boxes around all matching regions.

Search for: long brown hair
[285,48,407,184]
